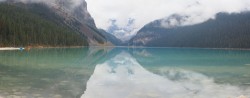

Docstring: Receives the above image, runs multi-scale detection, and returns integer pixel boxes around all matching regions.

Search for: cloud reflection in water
[82,52,250,98]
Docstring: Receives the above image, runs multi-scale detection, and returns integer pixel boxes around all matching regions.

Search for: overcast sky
[86,0,250,41]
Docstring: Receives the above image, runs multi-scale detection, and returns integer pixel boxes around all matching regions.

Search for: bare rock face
[73,1,96,27]
[52,0,96,27]
[50,0,107,45]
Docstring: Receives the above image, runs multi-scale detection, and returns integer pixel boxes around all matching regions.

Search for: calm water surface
[0,47,250,98]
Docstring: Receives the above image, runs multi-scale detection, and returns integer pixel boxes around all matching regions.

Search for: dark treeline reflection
[130,48,250,85]
[0,47,117,98]
[131,48,250,66]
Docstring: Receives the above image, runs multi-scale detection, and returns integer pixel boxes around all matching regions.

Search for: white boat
[0,47,25,51]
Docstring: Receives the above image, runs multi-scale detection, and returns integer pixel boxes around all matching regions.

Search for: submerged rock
[237,95,248,98]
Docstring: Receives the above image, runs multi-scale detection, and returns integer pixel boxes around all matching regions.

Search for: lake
[0,47,250,98]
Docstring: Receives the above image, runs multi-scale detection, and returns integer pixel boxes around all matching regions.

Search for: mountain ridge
[129,12,250,48]
[98,29,123,46]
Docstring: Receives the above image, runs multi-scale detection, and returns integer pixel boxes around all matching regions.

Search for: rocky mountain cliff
[51,0,109,45]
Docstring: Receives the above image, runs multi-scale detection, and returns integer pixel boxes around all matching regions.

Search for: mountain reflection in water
[0,47,250,98]
[82,51,250,98]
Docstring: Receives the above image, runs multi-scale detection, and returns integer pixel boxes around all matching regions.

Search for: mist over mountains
[86,0,250,41]
[0,0,82,8]
[1,0,250,48]
[130,12,250,48]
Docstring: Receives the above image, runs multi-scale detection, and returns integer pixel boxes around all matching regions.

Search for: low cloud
[107,18,137,41]
[86,0,250,41]
[2,0,250,41]
[0,0,84,10]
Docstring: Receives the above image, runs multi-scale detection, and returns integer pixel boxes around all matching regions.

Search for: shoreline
[1,46,250,51]
[0,46,86,51]
[122,46,250,51]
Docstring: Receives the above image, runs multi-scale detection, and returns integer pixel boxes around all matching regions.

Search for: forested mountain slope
[0,0,109,47]
[0,3,87,47]
[130,12,250,48]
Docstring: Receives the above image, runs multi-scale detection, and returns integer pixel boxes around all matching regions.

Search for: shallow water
[0,47,250,98]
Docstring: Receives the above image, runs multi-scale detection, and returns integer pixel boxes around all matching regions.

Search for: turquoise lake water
[0,47,250,98]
